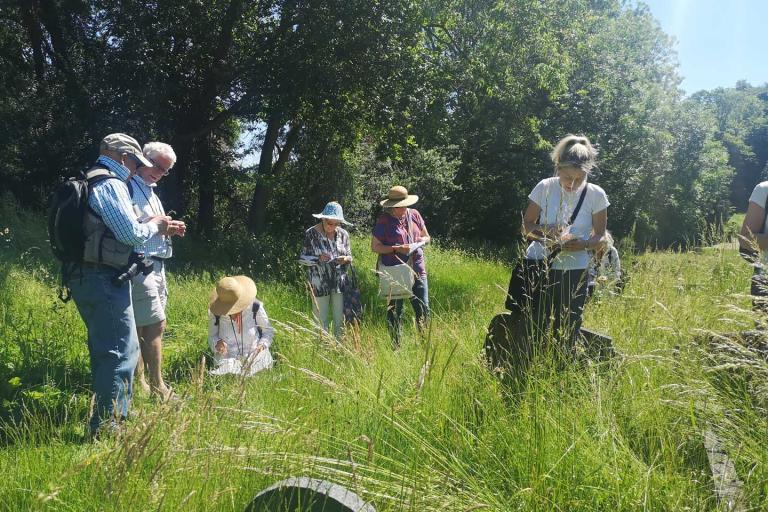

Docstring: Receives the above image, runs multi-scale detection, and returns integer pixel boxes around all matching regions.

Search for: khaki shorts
[131,260,168,327]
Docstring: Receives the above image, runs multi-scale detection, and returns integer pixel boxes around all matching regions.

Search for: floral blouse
[300,225,352,296]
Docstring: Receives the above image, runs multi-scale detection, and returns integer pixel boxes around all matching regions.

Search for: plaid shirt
[88,156,158,247]
[129,175,172,258]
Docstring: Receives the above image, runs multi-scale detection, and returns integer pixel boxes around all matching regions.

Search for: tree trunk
[19,1,45,82]
[165,134,193,219]
[247,113,281,234]
[196,138,216,238]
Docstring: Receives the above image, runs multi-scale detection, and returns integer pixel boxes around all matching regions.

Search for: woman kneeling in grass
[208,276,275,376]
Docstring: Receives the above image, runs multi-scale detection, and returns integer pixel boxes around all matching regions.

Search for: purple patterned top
[373,208,427,278]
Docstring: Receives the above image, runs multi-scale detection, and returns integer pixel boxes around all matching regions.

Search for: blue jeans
[70,267,139,435]
[387,276,430,347]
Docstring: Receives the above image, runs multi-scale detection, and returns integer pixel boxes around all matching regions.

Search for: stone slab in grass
[703,429,744,512]
[245,477,375,512]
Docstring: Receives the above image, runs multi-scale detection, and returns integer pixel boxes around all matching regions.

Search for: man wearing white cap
[69,133,183,438]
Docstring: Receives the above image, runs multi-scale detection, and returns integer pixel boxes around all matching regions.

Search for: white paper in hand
[408,241,426,255]
[299,255,319,267]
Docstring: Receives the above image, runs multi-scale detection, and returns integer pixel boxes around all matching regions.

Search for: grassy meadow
[0,201,766,511]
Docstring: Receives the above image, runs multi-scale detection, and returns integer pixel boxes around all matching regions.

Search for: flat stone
[703,429,744,512]
[245,477,375,512]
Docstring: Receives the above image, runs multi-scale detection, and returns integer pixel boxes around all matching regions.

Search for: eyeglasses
[150,158,171,176]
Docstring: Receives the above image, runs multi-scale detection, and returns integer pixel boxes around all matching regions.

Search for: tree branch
[273,122,302,175]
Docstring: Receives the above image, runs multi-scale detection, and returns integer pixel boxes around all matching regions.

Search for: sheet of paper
[298,256,319,266]
[408,241,426,255]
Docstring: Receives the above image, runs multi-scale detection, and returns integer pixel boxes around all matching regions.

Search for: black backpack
[47,166,119,299]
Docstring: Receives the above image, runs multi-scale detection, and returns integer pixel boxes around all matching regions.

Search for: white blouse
[525,178,610,270]
[207,300,275,361]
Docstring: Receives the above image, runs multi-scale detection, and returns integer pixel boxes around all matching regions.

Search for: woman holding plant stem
[521,134,609,351]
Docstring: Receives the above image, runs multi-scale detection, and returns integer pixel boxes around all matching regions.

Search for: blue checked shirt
[129,175,173,258]
[88,156,158,246]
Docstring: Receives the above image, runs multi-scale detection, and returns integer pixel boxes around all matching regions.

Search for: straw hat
[209,276,257,316]
[312,201,353,225]
[379,186,418,208]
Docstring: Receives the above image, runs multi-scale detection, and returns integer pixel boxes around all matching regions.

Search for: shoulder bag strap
[252,301,263,340]
[569,185,588,224]
[406,209,414,266]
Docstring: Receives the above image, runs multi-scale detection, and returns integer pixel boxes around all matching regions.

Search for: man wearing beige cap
[68,133,183,439]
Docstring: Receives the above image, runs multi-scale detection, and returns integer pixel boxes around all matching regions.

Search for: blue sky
[640,0,768,94]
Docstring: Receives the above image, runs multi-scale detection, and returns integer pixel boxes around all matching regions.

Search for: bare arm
[562,208,607,251]
[740,201,768,250]
[418,224,431,245]
[371,236,396,255]
[522,200,562,241]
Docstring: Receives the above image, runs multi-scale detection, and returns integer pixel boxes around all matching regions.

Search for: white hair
[142,142,177,167]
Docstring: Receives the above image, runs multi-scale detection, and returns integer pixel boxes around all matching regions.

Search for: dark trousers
[527,269,588,353]
[387,277,429,347]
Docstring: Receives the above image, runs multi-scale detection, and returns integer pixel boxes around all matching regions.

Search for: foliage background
[1,0,766,264]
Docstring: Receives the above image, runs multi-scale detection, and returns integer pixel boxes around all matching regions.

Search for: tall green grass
[0,201,765,511]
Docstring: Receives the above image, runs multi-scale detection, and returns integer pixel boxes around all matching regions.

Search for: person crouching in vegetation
[522,135,609,352]
[300,201,354,339]
[130,142,184,401]
[739,181,768,312]
[208,276,275,376]
[371,186,431,348]
[587,231,622,299]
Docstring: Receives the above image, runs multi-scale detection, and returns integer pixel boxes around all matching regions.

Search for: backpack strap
[85,167,113,184]
[84,167,120,219]
[252,301,264,340]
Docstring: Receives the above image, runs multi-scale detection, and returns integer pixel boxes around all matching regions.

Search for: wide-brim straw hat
[209,275,257,316]
[379,185,418,208]
[312,201,353,225]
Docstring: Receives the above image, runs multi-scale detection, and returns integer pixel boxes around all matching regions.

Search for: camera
[112,252,155,287]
